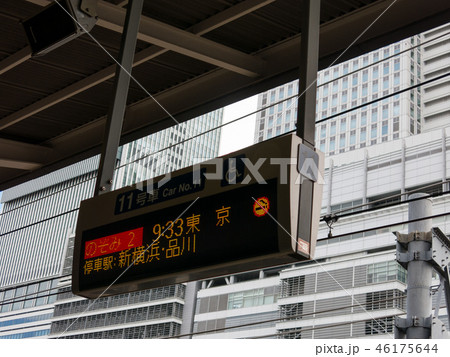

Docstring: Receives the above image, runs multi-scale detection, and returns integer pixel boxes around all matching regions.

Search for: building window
[372,79,378,93]
[270,91,276,102]
[361,111,367,126]
[374,50,380,61]
[371,108,378,122]
[285,110,291,122]
[362,83,368,97]
[330,121,337,135]
[342,78,348,91]
[333,68,339,78]
[339,133,346,148]
[394,73,400,86]
[383,76,389,89]
[320,139,326,152]
[367,261,406,284]
[382,120,388,135]
[350,115,357,129]
[288,84,293,96]
[329,137,336,152]
[350,130,356,145]
[340,118,347,132]
[343,63,349,74]
[365,317,394,336]
[382,104,389,119]
[362,69,368,82]
[332,80,339,93]
[363,56,369,67]
[372,66,379,79]
[360,127,366,142]
[320,124,327,138]
[227,288,276,309]
[331,94,338,107]
[352,74,358,86]
[371,124,377,138]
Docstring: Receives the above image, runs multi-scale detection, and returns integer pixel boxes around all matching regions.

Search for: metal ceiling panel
[1,0,449,191]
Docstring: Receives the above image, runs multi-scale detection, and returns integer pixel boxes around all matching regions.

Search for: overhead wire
[165,295,406,339]
[1,31,449,220]
[252,314,405,339]
[320,183,450,224]
[1,30,449,339]
[319,211,450,241]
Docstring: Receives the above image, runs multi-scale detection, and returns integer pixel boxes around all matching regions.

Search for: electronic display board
[72,134,324,299]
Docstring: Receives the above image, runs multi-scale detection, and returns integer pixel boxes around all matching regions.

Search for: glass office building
[0,109,223,339]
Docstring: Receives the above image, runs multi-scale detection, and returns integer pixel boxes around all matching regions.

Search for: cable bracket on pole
[396,316,432,330]
[394,231,432,245]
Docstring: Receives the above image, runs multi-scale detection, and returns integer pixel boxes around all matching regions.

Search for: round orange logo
[253,197,270,217]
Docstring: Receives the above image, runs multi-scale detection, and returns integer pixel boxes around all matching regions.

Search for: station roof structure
[1,0,449,191]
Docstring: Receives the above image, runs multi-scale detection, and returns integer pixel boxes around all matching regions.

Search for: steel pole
[94,0,144,196]
[406,193,432,339]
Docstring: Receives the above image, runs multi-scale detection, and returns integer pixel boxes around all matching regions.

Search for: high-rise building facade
[2,21,449,340]
[192,25,450,339]
[0,109,223,339]
[421,23,450,132]
[254,37,424,155]
[192,126,450,339]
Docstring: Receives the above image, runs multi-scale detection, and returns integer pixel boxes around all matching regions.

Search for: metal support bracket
[80,0,98,17]
[432,316,450,339]
[430,227,450,275]
[394,231,432,245]
[396,249,433,265]
[396,316,432,330]
[298,143,319,182]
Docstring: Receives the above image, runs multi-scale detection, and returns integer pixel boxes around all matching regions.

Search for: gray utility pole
[94,0,144,196]
[395,193,433,339]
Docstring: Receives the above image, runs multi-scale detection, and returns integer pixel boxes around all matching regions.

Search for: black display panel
[77,179,282,293]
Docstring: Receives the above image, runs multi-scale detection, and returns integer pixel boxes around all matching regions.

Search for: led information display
[78,180,280,294]
[72,134,324,298]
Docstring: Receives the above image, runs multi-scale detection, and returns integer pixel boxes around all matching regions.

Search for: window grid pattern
[50,302,183,334]
[55,322,180,339]
[53,285,185,317]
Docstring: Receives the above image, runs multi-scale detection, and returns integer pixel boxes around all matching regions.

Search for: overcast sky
[218,95,258,156]
[0,97,258,213]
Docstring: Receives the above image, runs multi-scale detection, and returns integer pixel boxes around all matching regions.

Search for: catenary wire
[1,30,449,219]
[1,30,449,334]
[252,314,405,339]
[1,6,446,338]
[1,180,450,243]
[321,183,450,222]
[165,295,406,339]
[319,211,450,241]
